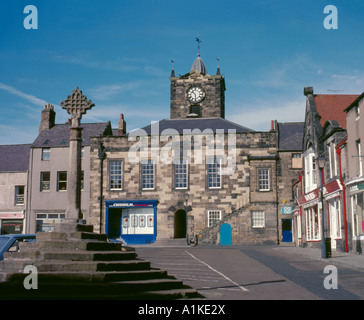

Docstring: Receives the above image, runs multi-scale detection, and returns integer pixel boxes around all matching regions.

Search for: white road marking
[185,250,249,292]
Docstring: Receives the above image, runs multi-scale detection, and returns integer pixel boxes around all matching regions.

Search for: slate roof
[136,118,255,135]
[0,144,31,172]
[32,122,111,148]
[314,94,359,128]
[277,122,304,151]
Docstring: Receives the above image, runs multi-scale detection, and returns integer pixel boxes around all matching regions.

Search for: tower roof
[191,56,207,74]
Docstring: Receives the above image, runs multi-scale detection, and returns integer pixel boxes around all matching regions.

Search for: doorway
[282,219,292,242]
[174,210,186,238]
[220,223,232,245]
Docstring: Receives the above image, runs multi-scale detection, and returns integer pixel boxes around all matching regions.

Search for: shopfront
[298,188,321,245]
[0,212,24,235]
[323,179,343,250]
[105,200,157,245]
[348,181,364,252]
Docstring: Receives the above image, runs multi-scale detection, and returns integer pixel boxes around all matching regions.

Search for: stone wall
[89,131,279,244]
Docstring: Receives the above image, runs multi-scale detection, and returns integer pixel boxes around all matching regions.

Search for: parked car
[0,234,36,261]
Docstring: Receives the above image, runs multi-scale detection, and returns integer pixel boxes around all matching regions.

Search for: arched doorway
[174,210,186,239]
[220,223,232,245]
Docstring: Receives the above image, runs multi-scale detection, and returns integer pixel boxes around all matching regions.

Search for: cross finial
[60,87,95,127]
[195,34,202,57]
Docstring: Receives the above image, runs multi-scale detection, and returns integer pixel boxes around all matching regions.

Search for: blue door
[282,219,292,242]
[220,223,232,245]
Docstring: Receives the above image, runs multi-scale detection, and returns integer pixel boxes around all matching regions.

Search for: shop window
[208,210,221,227]
[15,186,25,205]
[110,160,123,190]
[351,193,364,236]
[141,160,155,190]
[252,210,265,228]
[207,158,221,189]
[40,172,50,192]
[36,213,65,232]
[305,206,321,241]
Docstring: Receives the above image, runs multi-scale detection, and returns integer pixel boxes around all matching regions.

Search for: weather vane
[195,34,202,56]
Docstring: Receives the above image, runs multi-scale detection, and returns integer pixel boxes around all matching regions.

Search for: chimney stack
[39,103,56,134]
[118,113,126,136]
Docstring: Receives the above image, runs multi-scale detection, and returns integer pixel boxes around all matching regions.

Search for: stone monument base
[0,224,202,300]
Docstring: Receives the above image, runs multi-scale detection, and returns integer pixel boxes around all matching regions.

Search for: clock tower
[169,45,226,119]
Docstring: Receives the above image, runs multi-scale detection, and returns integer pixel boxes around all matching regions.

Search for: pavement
[272,244,364,272]
[134,241,364,272]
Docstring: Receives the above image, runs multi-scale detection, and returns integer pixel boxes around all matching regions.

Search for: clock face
[187,86,205,103]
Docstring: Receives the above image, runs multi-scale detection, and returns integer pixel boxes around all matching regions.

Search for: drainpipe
[298,171,304,246]
[336,141,349,252]
[98,142,106,234]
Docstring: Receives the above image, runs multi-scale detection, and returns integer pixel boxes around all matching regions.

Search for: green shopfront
[348,181,364,253]
[105,200,157,245]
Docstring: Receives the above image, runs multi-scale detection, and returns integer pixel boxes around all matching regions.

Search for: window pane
[110,160,123,190]
[208,210,221,227]
[207,158,221,189]
[57,171,67,191]
[40,172,50,191]
[42,148,51,160]
[15,186,25,205]
[174,161,188,189]
[252,210,265,228]
[258,169,269,191]
[141,160,154,189]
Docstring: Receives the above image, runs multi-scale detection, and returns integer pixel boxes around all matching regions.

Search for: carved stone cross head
[60,87,95,127]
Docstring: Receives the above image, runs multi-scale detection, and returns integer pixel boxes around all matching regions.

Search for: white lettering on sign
[304,192,317,202]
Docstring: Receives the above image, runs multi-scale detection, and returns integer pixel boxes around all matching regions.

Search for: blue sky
[1,0,364,145]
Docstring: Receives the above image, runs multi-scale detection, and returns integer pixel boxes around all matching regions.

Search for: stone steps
[0,228,203,300]
[0,280,201,300]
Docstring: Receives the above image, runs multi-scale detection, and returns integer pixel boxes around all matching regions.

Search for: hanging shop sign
[297,189,319,206]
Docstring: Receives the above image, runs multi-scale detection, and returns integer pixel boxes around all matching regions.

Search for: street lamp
[316,155,327,259]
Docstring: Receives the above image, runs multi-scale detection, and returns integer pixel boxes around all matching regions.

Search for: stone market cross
[57,87,94,230]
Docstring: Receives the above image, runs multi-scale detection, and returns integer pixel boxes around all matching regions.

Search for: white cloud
[88,82,141,100]
[0,82,47,106]
[228,97,305,131]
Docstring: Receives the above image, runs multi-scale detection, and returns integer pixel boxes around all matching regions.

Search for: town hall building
[88,49,285,245]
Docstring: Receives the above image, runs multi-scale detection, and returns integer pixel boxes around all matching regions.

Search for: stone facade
[89,131,279,245]
[89,53,281,246]
[170,71,225,119]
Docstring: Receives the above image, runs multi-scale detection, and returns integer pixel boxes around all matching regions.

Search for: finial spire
[216,57,221,75]
[171,59,175,77]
